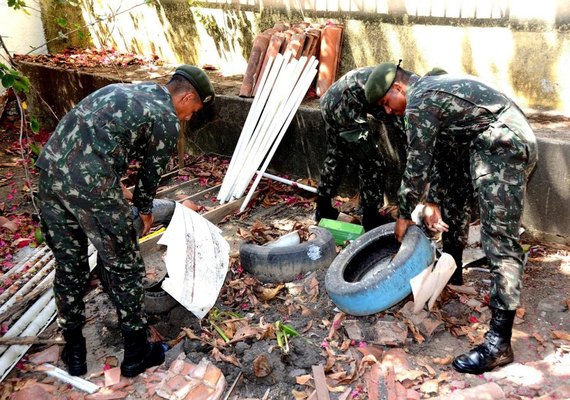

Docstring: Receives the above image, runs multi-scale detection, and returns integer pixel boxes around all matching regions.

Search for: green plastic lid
[318,218,365,245]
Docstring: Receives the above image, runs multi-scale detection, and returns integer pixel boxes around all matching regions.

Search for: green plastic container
[318,218,365,245]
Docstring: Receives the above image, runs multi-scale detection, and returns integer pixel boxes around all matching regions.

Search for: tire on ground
[325,222,435,316]
[239,226,337,283]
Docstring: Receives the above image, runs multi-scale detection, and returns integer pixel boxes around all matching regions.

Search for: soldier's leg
[38,172,89,376]
[440,166,474,285]
[453,126,533,374]
[81,198,165,377]
[81,199,147,332]
[358,162,391,232]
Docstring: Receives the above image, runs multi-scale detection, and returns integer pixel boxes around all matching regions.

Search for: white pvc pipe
[0,257,55,309]
[226,53,293,201]
[218,54,286,203]
[0,267,55,322]
[232,55,301,199]
[42,363,99,393]
[0,290,53,357]
[1,244,50,282]
[0,299,57,383]
[241,58,319,212]
[257,172,318,194]
[218,56,276,204]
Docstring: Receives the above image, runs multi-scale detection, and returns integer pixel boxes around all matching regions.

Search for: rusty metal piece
[286,33,307,59]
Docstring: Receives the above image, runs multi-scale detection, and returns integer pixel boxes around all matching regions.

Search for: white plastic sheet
[158,203,230,319]
[410,253,457,313]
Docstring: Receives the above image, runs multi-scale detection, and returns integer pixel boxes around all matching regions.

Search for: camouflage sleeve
[132,121,179,214]
[397,96,442,219]
[317,123,353,198]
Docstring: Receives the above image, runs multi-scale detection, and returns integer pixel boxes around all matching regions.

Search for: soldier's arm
[132,120,179,214]
[397,98,442,219]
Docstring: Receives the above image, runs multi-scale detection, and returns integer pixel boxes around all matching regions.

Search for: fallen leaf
[516,307,525,319]
[253,354,271,378]
[419,379,439,394]
[432,356,453,365]
[295,374,313,385]
[255,284,284,302]
[1,220,19,232]
[27,345,60,365]
[552,330,570,341]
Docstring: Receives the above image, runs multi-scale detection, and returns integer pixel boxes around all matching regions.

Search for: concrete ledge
[17,62,570,244]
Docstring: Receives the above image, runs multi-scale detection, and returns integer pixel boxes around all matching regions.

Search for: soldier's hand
[395,218,415,242]
[140,213,154,237]
[315,195,340,222]
[423,202,449,233]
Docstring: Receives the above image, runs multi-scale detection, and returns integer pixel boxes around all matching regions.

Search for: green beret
[174,65,215,107]
[364,62,398,104]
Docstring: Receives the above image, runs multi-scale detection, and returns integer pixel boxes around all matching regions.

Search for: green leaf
[30,118,41,134]
[11,76,30,93]
[281,323,300,338]
[35,228,44,244]
[56,17,68,28]
[1,74,15,89]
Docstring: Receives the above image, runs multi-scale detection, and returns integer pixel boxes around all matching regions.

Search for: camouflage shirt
[318,67,399,202]
[36,82,179,214]
[398,73,528,219]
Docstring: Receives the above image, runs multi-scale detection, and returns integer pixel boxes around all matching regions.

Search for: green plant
[275,320,299,354]
[0,63,30,94]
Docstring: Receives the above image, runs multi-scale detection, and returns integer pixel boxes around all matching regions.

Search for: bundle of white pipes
[217,52,319,211]
[0,244,98,382]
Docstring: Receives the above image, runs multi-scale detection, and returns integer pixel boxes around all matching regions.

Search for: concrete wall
[0,1,47,59]
[15,62,570,245]
[34,0,570,114]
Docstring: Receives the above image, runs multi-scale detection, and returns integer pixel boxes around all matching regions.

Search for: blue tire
[325,223,435,316]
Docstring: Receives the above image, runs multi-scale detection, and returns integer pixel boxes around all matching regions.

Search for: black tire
[325,222,435,316]
[239,226,337,283]
[144,282,178,314]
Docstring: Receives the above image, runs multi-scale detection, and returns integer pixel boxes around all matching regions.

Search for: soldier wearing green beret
[36,65,215,377]
[365,62,537,374]
[315,67,403,231]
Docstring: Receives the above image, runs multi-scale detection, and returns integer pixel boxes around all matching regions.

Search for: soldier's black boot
[444,244,464,285]
[61,327,87,376]
[120,328,166,378]
[452,308,515,374]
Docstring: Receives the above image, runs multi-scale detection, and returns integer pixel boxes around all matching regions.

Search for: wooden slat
[311,364,331,400]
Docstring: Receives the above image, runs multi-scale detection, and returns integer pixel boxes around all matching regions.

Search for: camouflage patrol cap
[174,65,215,106]
[364,62,399,104]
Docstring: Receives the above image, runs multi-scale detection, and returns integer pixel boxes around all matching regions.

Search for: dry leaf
[211,347,241,367]
[255,284,284,302]
[552,330,570,341]
[253,354,272,378]
[295,374,313,385]
[432,356,453,365]
[516,307,526,319]
[419,379,439,394]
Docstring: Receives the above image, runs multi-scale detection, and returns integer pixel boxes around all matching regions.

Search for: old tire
[239,226,337,283]
[144,282,178,314]
[325,222,435,316]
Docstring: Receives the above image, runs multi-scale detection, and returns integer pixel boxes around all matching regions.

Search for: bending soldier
[36,65,215,377]
[316,67,402,231]
[365,62,537,374]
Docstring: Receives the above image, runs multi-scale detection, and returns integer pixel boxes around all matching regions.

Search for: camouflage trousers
[319,123,386,208]
[440,109,537,311]
[38,170,147,332]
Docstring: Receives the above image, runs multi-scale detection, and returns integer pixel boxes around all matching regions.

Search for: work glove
[315,195,339,222]
[362,206,393,232]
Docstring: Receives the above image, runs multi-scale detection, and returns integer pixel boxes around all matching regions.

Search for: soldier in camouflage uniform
[365,62,537,375]
[36,65,215,377]
[316,67,402,231]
